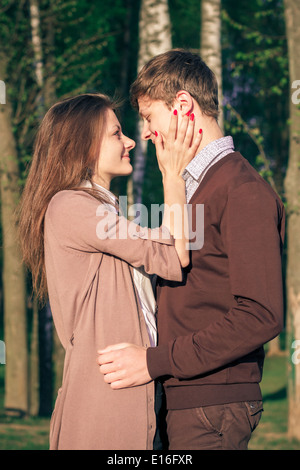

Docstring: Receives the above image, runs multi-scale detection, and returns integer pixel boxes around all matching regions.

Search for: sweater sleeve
[45,190,182,282]
[147,181,285,379]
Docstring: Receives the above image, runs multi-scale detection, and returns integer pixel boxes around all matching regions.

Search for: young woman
[18,93,202,450]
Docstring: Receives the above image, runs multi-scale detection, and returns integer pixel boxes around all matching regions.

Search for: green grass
[0,415,50,450]
[249,354,300,450]
[0,367,50,450]
[0,355,300,450]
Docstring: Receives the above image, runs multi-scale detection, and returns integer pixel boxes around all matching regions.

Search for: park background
[0,0,300,450]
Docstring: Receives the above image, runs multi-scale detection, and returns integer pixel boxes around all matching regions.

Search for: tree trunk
[27,0,44,417]
[267,336,282,357]
[200,0,224,131]
[43,0,57,109]
[130,0,172,213]
[0,56,28,416]
[29,298,39,416]
[284,0,300,441]
[38,302,54,415]
[29,0,43,88]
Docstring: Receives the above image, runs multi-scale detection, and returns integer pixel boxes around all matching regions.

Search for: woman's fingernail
[173,109,177,115]
[199,129,203,134]
[155,131,158,136]
[186,111,190,117]
[190,113,194,121]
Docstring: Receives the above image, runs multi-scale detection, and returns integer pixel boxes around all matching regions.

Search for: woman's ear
[174,90,194,116]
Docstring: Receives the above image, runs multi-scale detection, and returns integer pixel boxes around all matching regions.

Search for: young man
[97,49,285,450]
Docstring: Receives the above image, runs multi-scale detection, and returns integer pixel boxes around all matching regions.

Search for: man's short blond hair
[130,49,219,120]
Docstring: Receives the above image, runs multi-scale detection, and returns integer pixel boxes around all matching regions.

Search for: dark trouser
[153,381,169,450]
[166,401,263,450]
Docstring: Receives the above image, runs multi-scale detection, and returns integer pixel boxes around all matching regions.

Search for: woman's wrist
[162,173,185,187]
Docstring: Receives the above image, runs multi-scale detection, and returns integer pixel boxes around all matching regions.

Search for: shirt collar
[81,180,118,207]
[182,136,235,181]
[92,182,117,205]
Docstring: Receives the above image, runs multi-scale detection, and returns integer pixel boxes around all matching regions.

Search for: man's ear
[174,90,194,116]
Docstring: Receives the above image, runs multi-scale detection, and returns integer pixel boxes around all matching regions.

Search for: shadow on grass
[263,386,287,402]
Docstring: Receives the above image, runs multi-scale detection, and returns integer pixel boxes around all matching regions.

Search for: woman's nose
[124,135,136,150]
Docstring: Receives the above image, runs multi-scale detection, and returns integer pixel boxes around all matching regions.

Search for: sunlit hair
[18,93,118,302]
[130,48,219,120]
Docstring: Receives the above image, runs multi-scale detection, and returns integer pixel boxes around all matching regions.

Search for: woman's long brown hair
[18,93,116,302]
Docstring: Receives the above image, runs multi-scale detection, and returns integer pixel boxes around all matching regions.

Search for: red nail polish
[199,129,203,134]
[190,113,194,121]
[155,131,158,136]
[186,111,190,117]
[173,109,177,115]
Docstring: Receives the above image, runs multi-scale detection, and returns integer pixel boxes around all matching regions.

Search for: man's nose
[140,120,151,141]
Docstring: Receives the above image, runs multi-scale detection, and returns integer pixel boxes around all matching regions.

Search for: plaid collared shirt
[182,136,235,202]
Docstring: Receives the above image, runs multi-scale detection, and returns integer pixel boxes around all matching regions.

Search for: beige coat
[44,190,182,450]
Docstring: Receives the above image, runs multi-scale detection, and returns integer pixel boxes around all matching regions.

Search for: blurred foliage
[0,0,289,317]
[0,0,289,198]
[222,0,288,196]
[0,0,141,189]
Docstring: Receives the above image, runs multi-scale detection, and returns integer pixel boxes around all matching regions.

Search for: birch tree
[200,0,223,131]
[129,0,172,216]
[29,0,43,89]
[28,0,44,417]
[284,0,300,441]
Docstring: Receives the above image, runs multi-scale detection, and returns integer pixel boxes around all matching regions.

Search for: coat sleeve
[45,190,182,282]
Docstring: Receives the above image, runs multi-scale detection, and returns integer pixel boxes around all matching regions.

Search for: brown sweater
[147,152,285,409]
